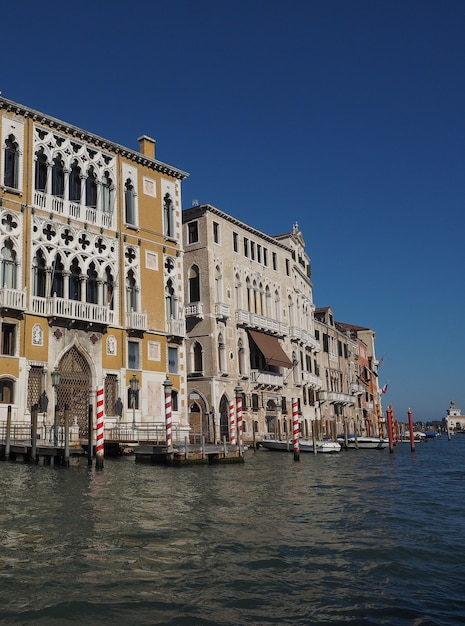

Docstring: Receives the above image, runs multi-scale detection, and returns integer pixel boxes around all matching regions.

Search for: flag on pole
[381,384,388,394]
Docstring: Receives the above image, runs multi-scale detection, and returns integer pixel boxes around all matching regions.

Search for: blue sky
[3,0,464,422]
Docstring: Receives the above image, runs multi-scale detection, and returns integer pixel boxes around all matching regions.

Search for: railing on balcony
[250,370,284,388]
[215,302,230,320]
[319,391,354,404]
[350,382,366,395]
[0,287,26,311]
[301,371,322,388]
[166,319,185,337]
[185,302,204,318]
[236,309,288,336]
[126,310,147,330]
[289,327,320,351]
[33,190,116,230]
[31,295,115,325]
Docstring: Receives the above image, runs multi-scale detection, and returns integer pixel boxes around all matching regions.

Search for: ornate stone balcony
[166,319,185,338]
[250,369,284,388]
[236,309,288,336]
[289,326,320,351]
[126,310,147,331]
[33,190,116,230]
[185,302,204,318]
[215,302,230,320]
[319,391,354,405]
[301,371,323,388]
[0,287,26,312]
[31,295,115,326]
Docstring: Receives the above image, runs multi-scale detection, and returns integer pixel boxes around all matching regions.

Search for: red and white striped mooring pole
[292,397,300,462]
[164,377,173,452]
[229,400,237,446]
[236,394,242,454]
[96,386,104,469]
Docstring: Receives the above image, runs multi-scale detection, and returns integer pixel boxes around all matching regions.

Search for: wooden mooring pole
[31,404,38,462]
[64,404,70,467]
[87,403,93,466]
[5,404,12,459]
[386,407,394,453]
[408,408,415,452]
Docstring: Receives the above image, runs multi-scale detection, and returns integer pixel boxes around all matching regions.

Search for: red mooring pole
[408,408,415,452]
[386,407,394,453]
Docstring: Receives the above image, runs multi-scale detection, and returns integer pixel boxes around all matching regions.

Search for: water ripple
[1,437,465,624]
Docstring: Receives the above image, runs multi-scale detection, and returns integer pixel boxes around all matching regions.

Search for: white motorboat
[338,436,387,450]
[260,438,341,454]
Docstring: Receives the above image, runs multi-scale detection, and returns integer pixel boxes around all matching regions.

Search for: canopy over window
[248,330,293,369]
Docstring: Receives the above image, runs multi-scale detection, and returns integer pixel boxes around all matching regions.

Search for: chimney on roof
[138,135,156,159]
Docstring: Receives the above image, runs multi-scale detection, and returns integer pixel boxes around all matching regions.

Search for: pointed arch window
[252,280,258,314]
[238,338,246,376]
[125,178,136,224]
[126,270,138,312]
[171,389,179,412]
[70,258,82,301]
[86,262,98,304]
[165,278,177,320]
[234,273,242,309]
[32,249,47,297]
[188,265,200,302]
[288,295,294,326]
[35,149,48,191]
[292,351,300,385]
[194,341,203,373]
[86,166,97,208]
[163,193,175,238]
[69,160,81,202]
[246,277,252,312]
[101,171,113,213]
[215,265,223,303]
[104,267,115,309]
[51,254,64,297]
[52,155,65,197]
[265,285,271,317]
[274,290,280,320]
[218,333,226,372]
[1,239,17,289]
[4,135,19,189]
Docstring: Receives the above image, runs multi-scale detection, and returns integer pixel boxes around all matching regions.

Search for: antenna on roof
[192,199,199,206]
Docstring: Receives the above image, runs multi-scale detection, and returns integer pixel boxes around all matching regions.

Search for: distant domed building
[444,401,465,432]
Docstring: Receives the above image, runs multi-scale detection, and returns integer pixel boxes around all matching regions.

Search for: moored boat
[338,435,387,450]
[260,438,341,454]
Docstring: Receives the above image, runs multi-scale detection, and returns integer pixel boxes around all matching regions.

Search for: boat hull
[338,437,387,450]
[260,439,341,454]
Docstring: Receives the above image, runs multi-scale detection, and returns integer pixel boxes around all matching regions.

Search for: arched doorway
[56,346,92,437]
[188,392,214,443]
[219,394,230,442]
[266,400,277,437]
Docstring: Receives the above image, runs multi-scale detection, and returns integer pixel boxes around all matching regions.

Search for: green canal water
[1,436,464,625]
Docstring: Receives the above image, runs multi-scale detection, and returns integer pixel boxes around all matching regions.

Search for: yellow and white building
[0,97,189,440]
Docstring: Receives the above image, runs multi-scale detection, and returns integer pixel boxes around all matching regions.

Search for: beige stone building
[182,205,321,444]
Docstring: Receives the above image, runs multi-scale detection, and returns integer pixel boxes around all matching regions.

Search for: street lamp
[51,366,61,446]
[130,373,139,428]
